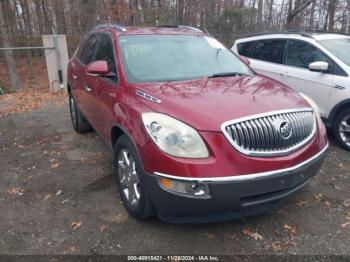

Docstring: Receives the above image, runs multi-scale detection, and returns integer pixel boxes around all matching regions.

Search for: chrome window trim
[153,142,328,183]
[221,108,316,157]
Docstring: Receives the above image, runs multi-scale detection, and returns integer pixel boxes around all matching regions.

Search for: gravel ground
[0,96,349,256]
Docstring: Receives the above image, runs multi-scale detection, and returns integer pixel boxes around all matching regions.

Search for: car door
[237,39,286,83]
[280,39,336,117]
[87,33,118,141]
[74,34,100,122]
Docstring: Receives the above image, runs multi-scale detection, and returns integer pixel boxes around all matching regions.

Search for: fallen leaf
[283,224,297,235]
[296,200,307,207]
[50,162,61,169]
[271,242,282,252]
[100,224,109,232]
[341,221,350,228]
[44,194,51,201]
[7,187,24,196]
[71,220,82,230]
[334,185,341,191]
[205,233,215,239]
[343,199,350,207]
[242,228,264,240]
[314,193,323,201]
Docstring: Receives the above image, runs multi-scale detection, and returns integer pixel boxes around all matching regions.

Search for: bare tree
[0,1,20,91]
[285,0,315,29]
[327,0,338,31]
[257,0,263,30]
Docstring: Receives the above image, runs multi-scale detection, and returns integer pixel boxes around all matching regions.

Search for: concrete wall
[42,35,69,92]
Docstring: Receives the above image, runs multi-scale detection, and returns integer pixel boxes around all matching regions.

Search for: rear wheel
[68,92,91,133]
[114,135,154,219]
[333,108,350,151]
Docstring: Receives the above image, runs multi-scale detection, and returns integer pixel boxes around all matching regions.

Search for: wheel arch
[327,99,350,127]
[111,124,145,170]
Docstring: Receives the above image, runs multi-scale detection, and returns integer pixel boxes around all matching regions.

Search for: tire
[68,92,91,133]
[333,108,350,151]
[114,135,154,219]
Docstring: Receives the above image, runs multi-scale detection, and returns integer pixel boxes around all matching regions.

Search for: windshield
[118,35,252,83]
[319,38,350,67]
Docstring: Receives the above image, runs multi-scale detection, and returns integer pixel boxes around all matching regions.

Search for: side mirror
[239,55,250,66]
[309,61,329,72]
[86,60,110,76]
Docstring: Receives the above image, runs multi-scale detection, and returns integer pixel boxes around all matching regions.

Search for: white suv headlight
[299,93,322,123]
[142,113,209,158]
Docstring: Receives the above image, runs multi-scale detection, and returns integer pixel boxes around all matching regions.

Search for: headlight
[142,113,209,158]
[299,93,322,123]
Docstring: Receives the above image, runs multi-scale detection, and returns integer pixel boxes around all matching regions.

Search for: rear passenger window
[251,39,286,64]
[237,41,255,57]
[77,34,99,65]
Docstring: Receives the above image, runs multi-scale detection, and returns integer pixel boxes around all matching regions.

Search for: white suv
[232,32,350,151]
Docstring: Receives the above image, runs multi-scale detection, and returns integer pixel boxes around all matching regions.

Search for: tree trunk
[309,0,316,29]
[267,0,274,29]
[0,2,20,91]
[257,0,263,31]
[327,0,337,32]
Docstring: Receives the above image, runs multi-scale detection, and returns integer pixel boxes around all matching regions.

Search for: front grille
[222,108,316,157]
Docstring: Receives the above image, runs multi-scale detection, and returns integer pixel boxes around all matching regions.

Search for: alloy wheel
[117,148,141,206]
[339,114,350,147]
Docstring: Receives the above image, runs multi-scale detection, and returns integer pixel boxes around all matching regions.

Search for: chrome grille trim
[221,108,316,157]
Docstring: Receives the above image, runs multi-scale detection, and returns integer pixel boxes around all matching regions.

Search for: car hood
[133,75,310,132]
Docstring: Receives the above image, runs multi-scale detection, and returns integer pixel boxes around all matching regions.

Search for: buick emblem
[279,120,293,140]
[272,118,293,140]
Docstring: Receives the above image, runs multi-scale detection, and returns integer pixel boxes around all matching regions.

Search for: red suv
[67,24,329,223]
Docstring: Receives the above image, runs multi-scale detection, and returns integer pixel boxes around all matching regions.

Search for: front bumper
[144,144,328,223]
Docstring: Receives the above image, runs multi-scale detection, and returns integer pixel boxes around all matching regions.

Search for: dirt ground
[0,94,349,256]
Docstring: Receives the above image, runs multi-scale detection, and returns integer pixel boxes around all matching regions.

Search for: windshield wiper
[208,72,245,78]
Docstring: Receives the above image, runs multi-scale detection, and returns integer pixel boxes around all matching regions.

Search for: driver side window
[93,34,118,82]
[285,40,328,69]
[284,40,346,76]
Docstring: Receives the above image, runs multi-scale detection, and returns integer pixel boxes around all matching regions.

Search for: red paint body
[67,26,328,180]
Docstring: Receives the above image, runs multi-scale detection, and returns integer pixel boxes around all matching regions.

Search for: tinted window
[237,41,255,57]
[285,40,347,76]
[251,39,286,64]
[94,34,117,76]
[78,34,99,65]
[285,40,329,69]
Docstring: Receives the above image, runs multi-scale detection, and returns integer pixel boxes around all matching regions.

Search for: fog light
[158,177,210,198]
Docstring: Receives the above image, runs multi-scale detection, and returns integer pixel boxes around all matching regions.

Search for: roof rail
[242,29,350,39]
[178,25,203,32]
[156,25,203,33]
[93,23,127,32]
[242,30,314,39]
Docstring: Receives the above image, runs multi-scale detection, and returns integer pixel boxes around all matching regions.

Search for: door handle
[280,72,290,78]
[84,85,92,92]
[73,74,78,80]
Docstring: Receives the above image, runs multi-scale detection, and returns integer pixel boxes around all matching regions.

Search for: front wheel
[114,135,154,219]
[333,108,350,151]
